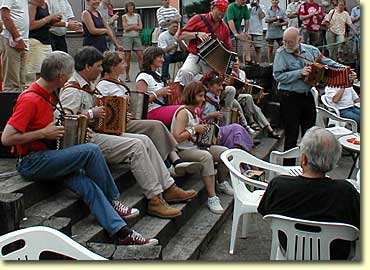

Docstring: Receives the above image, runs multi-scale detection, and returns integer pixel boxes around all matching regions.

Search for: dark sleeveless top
[82,10,108,53]
[29,5,51,45]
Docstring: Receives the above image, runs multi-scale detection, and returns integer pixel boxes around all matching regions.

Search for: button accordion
[305,63,353,88]
[56,114,88,150]
[198,39,237,75]
[196,123,219,147]
[94,96,128,134]
[129,92,150,120]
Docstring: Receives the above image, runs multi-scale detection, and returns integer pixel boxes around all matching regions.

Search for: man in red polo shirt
[1,51,158,246]
[175,0,231,86]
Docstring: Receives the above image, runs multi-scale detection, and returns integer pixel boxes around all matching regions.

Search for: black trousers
[50,33,68,53]
[280,91,316,165]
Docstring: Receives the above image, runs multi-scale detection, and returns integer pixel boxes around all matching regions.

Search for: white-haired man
[258,126,360,260]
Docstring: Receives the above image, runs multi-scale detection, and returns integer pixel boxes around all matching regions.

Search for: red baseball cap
[211,0,229,13]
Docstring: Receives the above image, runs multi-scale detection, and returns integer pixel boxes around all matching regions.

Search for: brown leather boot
[163,184,197,203]
[147,194,182,218]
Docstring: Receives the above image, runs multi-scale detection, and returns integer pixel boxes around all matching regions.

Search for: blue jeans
[340,106,360,130]
[16,143,126,235]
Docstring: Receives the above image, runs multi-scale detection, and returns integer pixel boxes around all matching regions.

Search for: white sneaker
[216,181,234,196]
[175,161,202,175]
[247,126,256,135]
[168,165,179,177]
[207,196,224,214]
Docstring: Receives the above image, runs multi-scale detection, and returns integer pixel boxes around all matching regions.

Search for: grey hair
[299,126,342,173]
[40,51,74,82]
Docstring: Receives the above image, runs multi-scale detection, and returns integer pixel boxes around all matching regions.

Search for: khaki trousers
[126,119,177,160]
[238,93,270,128]
[177,145,228,177]
[92,132,174,199]
[0,36,26,91]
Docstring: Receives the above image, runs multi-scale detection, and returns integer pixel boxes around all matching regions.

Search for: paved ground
[199,154,359,261]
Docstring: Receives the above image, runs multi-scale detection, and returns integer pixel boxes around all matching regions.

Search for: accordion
[56,115,88,150]
[94,96,127,134]
[198,39,237,75]
[196,123,219,147]
[129,92,150,120]
[166,82,183,105]
[305,63,353,88]
[241,82,265,105]
[218,108,239,127]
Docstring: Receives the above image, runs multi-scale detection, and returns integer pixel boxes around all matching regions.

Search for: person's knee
[199,151,213,165]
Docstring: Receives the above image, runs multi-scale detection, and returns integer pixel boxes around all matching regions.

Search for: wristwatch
[195,32,199,38]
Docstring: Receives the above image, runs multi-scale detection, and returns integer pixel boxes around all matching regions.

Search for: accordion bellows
[94,96,127,134]
[57,115,88,150]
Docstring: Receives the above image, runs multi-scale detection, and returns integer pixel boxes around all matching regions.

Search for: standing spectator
[81,0,123,53]
[265,0,288,64]
[157,0,181,33]
[248,0,265,65]
[225,0,252,64]
[258,126,360,260]
[121,1,143,82]
[0,0,30,91]
[26,0,63,82]
[298,0,323,47]
[324,0,359,62]
[273,27,355,165]
[98,0,119,51]
[350,0,360,62]
[286,0,302,28]
[158,20,188,82]
[47,0,82,52]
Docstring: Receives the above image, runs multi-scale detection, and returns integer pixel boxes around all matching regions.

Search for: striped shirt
[156,6,180,31]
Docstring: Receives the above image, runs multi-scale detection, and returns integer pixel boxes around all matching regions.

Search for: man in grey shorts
[248,0,265,65]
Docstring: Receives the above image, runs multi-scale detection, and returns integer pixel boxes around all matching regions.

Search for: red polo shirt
[7,83,54,155]
[179,12,232,55]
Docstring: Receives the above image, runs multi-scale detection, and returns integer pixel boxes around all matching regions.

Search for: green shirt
[225,2,251,33]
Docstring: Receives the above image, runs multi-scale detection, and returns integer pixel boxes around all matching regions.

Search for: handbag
[321,9,335,30]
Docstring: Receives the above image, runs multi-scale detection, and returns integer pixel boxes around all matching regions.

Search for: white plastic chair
[316,106,357,139]
[321,94,341,116]
[0,226,107,260]
[311,87,319,107]
[221,149,297,254]
[269,147,301,179]
[356,169,360,191]
[263,214,360,260]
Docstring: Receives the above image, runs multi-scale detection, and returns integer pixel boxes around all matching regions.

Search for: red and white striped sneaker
[117,230,159,246]
[111,200,140,219]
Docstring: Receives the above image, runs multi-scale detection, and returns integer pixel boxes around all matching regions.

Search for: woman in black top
[27,0,62,81]
[82,0,123,53]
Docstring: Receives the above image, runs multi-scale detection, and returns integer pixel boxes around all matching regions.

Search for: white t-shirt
[96,80,130,97]
[47,0,75,36]
[136,72,165,112]
[0,0,30,48]
[170,107,198,150]
[158,30,177,54]
[325,86,359,110]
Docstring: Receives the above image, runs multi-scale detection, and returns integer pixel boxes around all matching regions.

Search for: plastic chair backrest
[0,226,107,260]
[269,147,300,178]
[356,169,360,190]
[311,87,319,107]
[263,214,359,260]
[316,106,357,134]
[321,94,340,116]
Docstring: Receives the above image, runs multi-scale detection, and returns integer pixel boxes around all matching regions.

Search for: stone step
[162,192,234,260]
[72,175,205,248]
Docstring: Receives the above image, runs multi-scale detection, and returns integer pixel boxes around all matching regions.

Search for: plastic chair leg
[229,209,241,255]
[241,213,249,238]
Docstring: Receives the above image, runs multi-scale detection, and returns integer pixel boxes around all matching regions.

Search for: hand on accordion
[301,65,312,76]
[42,122,65,140]
[193,124,208,135]
[92,106,106,119]
[349,70,357,82]
[158,86,172,97]
[85,128,93,142]
[209,111,224,120]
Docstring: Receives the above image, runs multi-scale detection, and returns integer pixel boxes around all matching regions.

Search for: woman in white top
[324,0,359,61]
[325,85,360,130]
[97,51,201,176]
[171,81,234,214]
[136,46,182,127]
[121,1,143,82]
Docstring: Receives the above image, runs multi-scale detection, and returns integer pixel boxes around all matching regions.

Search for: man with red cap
[175,0,231,86]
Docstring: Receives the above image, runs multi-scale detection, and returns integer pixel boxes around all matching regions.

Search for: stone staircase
[0,129,284,260]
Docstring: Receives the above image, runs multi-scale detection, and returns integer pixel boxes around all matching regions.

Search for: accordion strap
[100,78,131,94]
[62,81,103,95]
[200,15,216,39]
[293,52,324,64]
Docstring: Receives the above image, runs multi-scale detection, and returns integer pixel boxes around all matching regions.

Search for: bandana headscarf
[210,0,229,12]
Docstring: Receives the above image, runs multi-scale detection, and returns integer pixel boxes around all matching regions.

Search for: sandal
[250,122,261,130]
